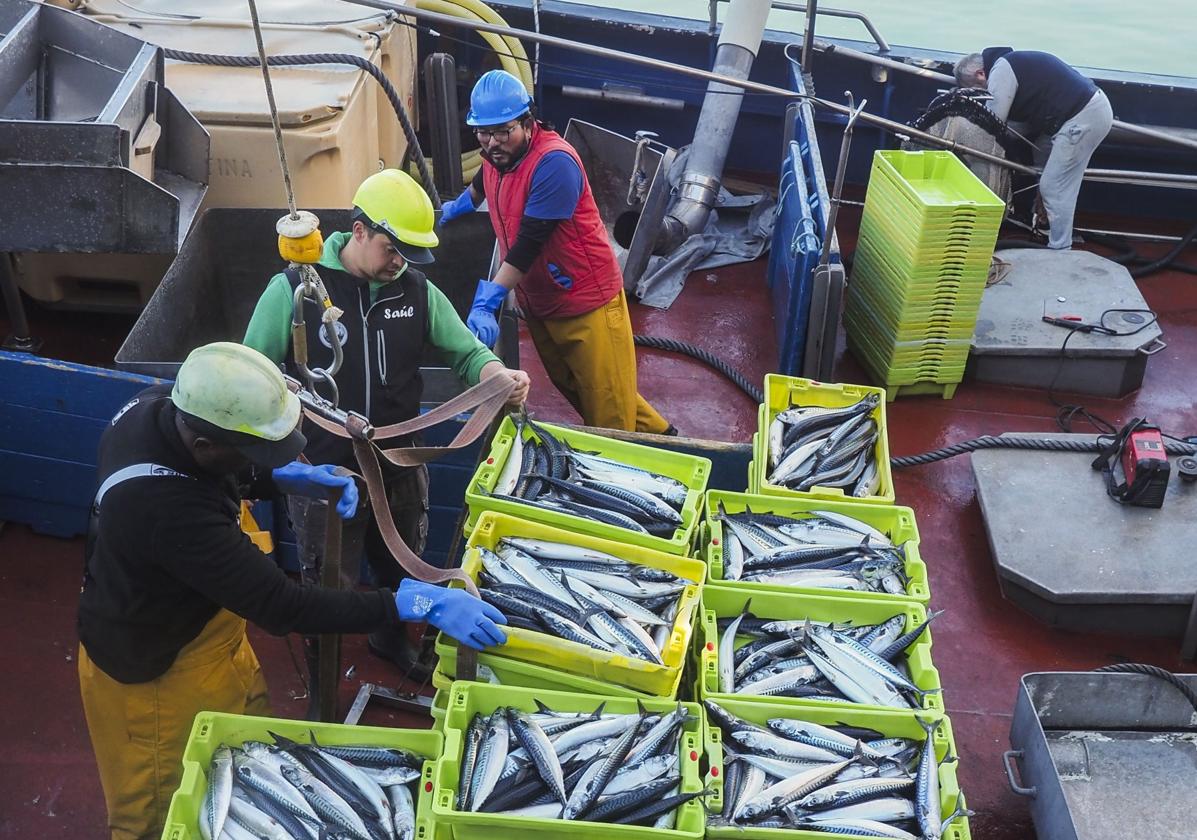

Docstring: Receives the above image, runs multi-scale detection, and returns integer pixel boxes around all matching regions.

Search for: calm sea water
[570,0,1192,79]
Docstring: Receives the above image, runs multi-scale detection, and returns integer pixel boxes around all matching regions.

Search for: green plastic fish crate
[870,149,1005,220]
[849,248,989,305]
[161,711,443,840]
[842,308,974,358]
[432,682,706,840]
[436,511,705,697]
[700,696,971,840]
[844,292,980,343]
[435,642,654,699]
[697,583,943,716]
[859,206,999,263]
[702,490,929,605]
[843,307,972,373]
[750,374,895,505]
[465,416,711,555]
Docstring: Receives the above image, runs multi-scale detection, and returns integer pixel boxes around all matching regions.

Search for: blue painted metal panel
[766,65,839,376]
[0,351,160,537]
[768,143,820,375]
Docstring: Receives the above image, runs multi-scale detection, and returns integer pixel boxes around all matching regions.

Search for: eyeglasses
[474,124,519,144]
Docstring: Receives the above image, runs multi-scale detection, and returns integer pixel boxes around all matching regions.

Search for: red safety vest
[483,126,623,319]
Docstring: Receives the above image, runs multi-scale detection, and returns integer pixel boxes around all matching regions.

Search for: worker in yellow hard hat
[77,342,508,840]
[244,169,530,697]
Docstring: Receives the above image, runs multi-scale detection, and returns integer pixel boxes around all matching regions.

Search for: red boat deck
[2,224,1194,838]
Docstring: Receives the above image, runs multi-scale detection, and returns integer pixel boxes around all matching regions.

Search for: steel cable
[1093,663,1197,714]
[891,434,1196,468]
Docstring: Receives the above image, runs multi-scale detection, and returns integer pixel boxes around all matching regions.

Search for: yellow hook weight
[276,210,324,264]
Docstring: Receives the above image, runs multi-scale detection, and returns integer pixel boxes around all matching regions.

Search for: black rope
[890,434,1195,468]
[1093,663,1197,714]
[633,335,763,404]
[908,88,1021,159]
[163,49,441,208]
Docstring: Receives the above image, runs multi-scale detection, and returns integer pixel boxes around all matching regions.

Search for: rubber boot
[367,623,433,683]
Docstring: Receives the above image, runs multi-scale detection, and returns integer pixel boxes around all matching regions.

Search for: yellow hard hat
[171,342,305,468]
[352,169,438,264]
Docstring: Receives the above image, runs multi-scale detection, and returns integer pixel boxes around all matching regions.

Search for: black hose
[1093,663,1197,714]
[633,335,763,404]
[994,238,1046,250]
[162,49,441,209]
[891,434,1195,468]
[1124,219,1197,278]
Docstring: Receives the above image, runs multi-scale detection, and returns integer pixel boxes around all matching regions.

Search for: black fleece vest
[284,262,429,467]
[983,47,1097,136]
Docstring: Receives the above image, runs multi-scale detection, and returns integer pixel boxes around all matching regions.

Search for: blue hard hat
[466,70,532,127]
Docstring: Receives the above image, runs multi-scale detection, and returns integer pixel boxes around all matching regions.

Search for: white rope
[246,0,298,219]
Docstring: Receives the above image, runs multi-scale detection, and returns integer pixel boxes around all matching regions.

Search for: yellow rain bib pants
[525,289,669,434]
[78,608,270,840]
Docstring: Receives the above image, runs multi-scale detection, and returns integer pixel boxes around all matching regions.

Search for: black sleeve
[505,216,563,272]
[471,167,484,196]
[151,485,398,635]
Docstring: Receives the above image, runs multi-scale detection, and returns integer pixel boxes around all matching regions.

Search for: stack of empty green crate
[845,149,1004,399]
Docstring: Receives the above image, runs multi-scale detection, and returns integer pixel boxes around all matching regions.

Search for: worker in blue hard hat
[244,169,530,701]
[440,69,676,436]
[77,342,507,840]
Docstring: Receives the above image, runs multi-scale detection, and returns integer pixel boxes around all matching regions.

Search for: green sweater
[243,231,499,386]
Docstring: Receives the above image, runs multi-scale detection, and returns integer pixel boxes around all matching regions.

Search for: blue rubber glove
[438,187,476,226]
[394,579,508,650]
[272,462,358,519]
[466,279,508,348]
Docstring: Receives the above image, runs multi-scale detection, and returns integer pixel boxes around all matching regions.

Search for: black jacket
[76,385,398,684]
[983,47,1097,136]
[284,263,430,468]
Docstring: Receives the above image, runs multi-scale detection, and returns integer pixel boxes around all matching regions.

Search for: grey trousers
[1037,90,1113,249]
[287,464,429,591]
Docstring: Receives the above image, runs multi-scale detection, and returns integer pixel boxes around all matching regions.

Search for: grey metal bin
[1006,671,1197,840]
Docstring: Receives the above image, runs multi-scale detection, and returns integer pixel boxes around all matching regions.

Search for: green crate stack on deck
[844,149,1004,400]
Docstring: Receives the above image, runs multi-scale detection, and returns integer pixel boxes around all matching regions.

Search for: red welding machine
[1092,418,1170,508]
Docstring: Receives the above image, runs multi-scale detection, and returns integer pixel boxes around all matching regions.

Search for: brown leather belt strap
[298,373,517,598]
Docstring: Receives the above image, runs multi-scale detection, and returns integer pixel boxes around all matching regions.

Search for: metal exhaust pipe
[654,0,772,255]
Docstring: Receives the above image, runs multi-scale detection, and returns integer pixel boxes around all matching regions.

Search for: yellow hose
[427,0,533,89]
[412,0,531,187]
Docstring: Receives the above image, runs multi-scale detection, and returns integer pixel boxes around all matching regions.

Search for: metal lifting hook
[289,264,345,406]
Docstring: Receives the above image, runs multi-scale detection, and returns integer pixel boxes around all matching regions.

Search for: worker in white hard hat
[76,342,507,840]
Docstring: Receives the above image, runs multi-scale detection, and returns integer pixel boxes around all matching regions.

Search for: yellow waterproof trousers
[526,290,670,434]
[78,609,271,840]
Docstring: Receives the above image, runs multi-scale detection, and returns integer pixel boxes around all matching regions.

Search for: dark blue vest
[983,47,1097,136]
[284,261,429,468]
